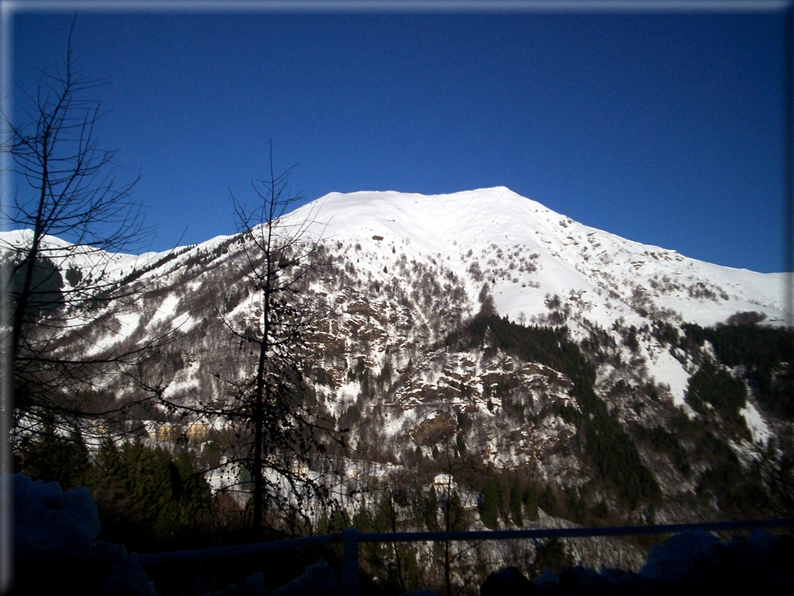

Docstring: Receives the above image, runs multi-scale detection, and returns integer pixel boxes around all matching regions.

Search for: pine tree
[523,482,539,521]
[479,477,503,529]
[17,418,90,490]
[88,438,213,551]
[509,480,524,526]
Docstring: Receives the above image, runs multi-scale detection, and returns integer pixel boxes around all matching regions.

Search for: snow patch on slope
[644,348,691,407]
[741,400,772,446]
[86,312,141,356]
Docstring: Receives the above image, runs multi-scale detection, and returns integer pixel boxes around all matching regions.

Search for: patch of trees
[479,474,541,530]
[479,476,504,529]
[3,253,65,326]
[16,426,215,553]
[579,323,618,365]
[477,471,625,532]
[682,322,794,419]
[685,361,749,438]
[112,244,192,288]
[445,312,571,374]
[651,320,680,346]
[621,325,641,353]
[338,404,361,432]
[663,413,782,517]
[447,313,659,509]
[632,423,691,477]
[724,310,767,326]
[343,476,470,595]
[349,498,422,594]
[583,411,659,508]
[754,427,794,517]
[693,431,767,515]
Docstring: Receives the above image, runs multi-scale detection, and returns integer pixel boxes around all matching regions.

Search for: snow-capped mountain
[6,187,793,534]
[308,187,785,325]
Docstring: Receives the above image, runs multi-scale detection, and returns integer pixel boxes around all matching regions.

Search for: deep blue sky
[6,1,790,272]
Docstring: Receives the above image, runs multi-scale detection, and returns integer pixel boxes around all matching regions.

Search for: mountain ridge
[287,187,786,326]
[7,186,794,578]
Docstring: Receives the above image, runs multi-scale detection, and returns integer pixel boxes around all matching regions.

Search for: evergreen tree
[88,439,213,551]
[18,419,90,490]
[523,482,539,521]
[686,361,748,436]
[479,477,503,529]
[509,479,524,526]
[539,485,559,516]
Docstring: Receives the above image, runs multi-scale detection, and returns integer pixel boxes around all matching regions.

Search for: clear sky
[5,1,791,273]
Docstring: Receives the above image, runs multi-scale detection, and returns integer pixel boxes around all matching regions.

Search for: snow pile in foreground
[8,473,157,595]
[527,528,794,595]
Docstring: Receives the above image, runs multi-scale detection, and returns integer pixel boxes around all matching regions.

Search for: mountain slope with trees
[5,187,792,590]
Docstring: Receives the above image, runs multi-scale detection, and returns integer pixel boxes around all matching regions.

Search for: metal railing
[138,518,794,595]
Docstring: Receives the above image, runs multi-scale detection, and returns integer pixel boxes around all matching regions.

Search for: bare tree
[210,142,339,533]
[427,437,473,596]
[1,21,158,453]
[3,20,146,346]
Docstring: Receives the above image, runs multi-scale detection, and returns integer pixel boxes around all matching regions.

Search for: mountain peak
[287,187,785,331]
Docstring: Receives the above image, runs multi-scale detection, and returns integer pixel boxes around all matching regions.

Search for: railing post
[342,528,359,596]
